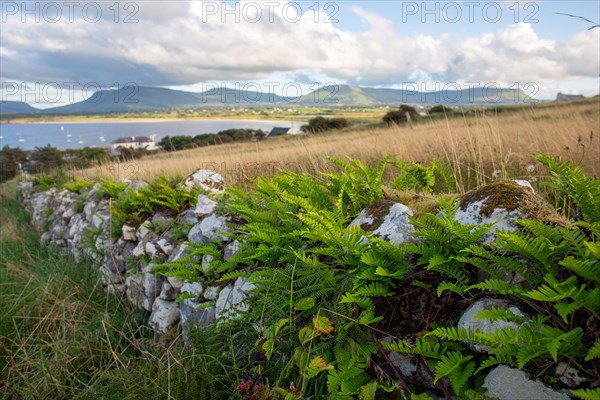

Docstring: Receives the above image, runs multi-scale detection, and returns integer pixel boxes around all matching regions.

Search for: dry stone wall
[17,173,576,399]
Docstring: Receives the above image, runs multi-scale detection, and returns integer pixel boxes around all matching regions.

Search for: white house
[111,134,158,155]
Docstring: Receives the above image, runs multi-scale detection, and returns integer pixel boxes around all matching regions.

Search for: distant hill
[296,85,533,106]
[0,101,40,114]
[46,86,205,114]
[44,86,291,114]
[4,84,534,115]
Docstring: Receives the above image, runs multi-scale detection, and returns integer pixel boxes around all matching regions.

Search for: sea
[0,119,301,151]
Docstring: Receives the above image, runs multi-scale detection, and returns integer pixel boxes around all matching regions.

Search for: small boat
[0,134,4,139]
[60,125,64,131]
[99,134,106,142]
[78,136,84,145]
[66,131,72,138]
[18,133,25,143]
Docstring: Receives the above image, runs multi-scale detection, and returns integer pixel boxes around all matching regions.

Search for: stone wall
[16,172,578,399]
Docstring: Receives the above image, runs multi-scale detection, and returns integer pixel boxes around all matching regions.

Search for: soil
[373,268,471,339]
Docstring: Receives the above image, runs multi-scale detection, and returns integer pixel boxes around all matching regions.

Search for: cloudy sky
[1,0,599,107]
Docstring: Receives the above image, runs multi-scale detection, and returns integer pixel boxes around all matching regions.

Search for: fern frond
[433,351,474,396]
[381,337,444,359]
[467,279,527,297]
[571,388,600,400]
[475,354,514,373]
[585,339,600,361]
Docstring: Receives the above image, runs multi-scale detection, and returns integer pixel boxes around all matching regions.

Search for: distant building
[267,127,290,137]
[111,134,158,155]
[556,93,585,102]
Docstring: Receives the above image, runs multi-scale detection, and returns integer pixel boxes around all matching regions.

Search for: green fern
[571,388,600,400]
[536,154,600,223]
[585,339,600,361]
[433,351,475,396]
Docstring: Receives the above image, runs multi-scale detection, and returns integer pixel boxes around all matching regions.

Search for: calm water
[0,119,301,150]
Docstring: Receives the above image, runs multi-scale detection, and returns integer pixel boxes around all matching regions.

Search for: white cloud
[0,2,598,101]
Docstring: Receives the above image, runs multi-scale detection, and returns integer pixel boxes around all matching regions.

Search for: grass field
[2,98,599,399]
[79,99,599,192]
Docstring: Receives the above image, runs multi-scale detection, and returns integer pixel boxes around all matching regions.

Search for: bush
[383,104,420,125]
[0,145,27,183]
[301,116,350,133]
[429,104,453,114]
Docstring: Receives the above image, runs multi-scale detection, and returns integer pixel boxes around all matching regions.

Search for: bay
[0,119,302,150]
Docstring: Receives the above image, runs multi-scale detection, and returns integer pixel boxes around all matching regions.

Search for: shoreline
[0,117,305,125]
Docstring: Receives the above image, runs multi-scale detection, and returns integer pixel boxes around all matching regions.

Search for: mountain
[296,85,533,106]
[0,101,40,114]
[6,84,534,115]
[44,86,291,114]
[46,86,204,114]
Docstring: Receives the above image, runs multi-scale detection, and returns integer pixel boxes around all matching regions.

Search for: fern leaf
[585,339,600,361]
[571,388,600,400]
[433,351,474,395]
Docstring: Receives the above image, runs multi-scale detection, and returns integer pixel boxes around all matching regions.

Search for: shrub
[383,104,420,125]
[429,104,453,114]
[300,116,350,133]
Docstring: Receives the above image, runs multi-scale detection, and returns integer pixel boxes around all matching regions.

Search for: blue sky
[1,0,598,107]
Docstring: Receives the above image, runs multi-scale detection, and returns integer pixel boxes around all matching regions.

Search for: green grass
[0,179,244,399]
[0,180,149,399]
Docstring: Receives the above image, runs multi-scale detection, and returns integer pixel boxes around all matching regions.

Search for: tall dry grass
[81,100,599,192]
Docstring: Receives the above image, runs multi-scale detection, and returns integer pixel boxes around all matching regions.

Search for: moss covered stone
[459,180,568,226]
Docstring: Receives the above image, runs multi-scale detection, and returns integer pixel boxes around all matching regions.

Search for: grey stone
[349,200,416,245]
[203,286,220,300]
[132,241,145,258]
[145,242,165,260]
[187,223,205,243]
[125,180,149,192]
[199,214,232,242]
[149,298,180,333]
[99,263,124,284]
[380,336,437,389]
[157,238,174,255]
[555,362,588,388]
[223,240,240,260]
[83,200,97,220]
[458,298,527,352]
[152,213,173,233]
[159,281,180,301]
[141,263,163,311]
[177,209,199,225]
[182,169,225,194]
[180,301,216,342]
[122,225,137,241]
[125,275,145,309]
[215,277,255,321]
[167,275,184,289]
[40,231,51,244]
[105,283,126,295]
[181,281,203,300]
[513,179,535,192]
[136,221,153,241]
[483,365,569,400]
[105,250,127,275]
[167,244,190,263]
[195,194,218,216]
[454,180,562,244]
[202,254,215,273]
